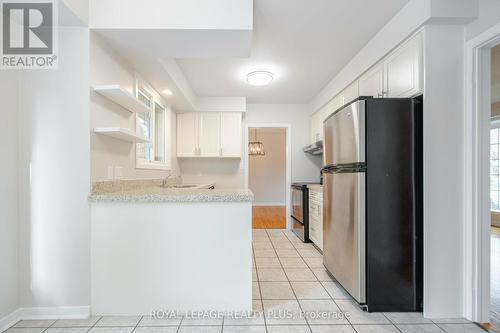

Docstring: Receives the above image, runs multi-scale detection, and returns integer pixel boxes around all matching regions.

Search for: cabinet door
[310,115,317,143]
[198,112,221,157]
[220,112,242,157]
[359,62,384,97]
[177,113,197,157]
[310,112,321,143]
[308,189,323,250]
[340,81,359,106]
[384,34,422,98]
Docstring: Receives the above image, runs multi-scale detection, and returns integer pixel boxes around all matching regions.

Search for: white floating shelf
[94,127,150,143]
[93,85,150,114]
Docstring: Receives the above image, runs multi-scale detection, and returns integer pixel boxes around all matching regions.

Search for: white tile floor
[3,229,487,333]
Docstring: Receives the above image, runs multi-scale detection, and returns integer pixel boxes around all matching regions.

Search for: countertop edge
[88,192,254,203]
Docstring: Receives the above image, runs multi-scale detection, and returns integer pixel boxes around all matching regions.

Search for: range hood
[303,141,323,155]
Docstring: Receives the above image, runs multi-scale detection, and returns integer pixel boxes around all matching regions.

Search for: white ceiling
[492,44,500,104]
[176,0,410,104]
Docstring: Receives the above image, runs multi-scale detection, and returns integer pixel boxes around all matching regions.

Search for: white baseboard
[0,306,90,333]
[0,309,22,333]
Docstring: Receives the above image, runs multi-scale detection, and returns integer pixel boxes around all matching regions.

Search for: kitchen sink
[171,184,198,188]
[161,183,215,189]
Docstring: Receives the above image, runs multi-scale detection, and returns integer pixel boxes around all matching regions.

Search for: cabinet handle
[317,206,321,216]
[220,147,223,156]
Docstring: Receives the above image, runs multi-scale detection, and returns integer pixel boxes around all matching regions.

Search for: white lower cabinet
[177,112,242,158]
[308,187,323,251]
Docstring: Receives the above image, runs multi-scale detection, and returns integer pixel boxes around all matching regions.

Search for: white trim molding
[464,21,500,323]
[244,123,292,229]
[0,309,23,333]
[0,306,90,332]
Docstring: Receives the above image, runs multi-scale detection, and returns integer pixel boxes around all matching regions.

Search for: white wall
[309,0,478,114]
[180,159,245,189]
[245,104,322,183]
[466,0,500,41]
[0,72,20,322]
[17,27,91,310]
[248,128,286,205]
[421,26,466,318]
[90,32,180,181]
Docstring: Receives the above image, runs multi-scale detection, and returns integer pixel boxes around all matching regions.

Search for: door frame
[464,22,500,323]
[244,123,292,229]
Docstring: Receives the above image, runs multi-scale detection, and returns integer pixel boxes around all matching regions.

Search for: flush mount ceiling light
[162,89,173,96]
[246,71,273,86]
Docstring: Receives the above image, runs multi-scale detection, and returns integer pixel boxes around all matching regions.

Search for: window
[491,125,500,211]
[135,76,170,170]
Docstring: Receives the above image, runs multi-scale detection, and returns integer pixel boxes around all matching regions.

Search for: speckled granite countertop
[89,187,254,203]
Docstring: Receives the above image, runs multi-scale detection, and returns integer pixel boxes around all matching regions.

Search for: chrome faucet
[161,174,173,187]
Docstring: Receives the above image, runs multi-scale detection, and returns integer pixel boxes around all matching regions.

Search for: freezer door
[323,100,366,167]
[323,171,366,303]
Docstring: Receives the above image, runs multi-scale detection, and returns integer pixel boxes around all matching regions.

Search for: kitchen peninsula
[89,181,253,315]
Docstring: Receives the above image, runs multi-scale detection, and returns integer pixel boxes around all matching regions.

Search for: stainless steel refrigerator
[322,96,423,312]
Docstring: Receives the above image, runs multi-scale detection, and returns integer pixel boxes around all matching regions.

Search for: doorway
[246,126,290,229]
[490,43,500,333]
[466,25,500,330]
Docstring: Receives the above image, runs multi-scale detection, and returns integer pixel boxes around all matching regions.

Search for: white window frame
[490,119,500,212]
[134,74,171,171]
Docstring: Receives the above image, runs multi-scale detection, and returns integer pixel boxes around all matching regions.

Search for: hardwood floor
[492,226,500,333]
[252,206,286,229]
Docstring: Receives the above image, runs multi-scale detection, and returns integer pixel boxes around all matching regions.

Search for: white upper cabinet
[327,95,343,115]
[383,34,422,98]
[310,95,342,144]
[359,62,384,98]
[177,113,198,157]
[220,112,242,157]
[309,33,422,145]
[177,112,242,158]
[198,113,221,157]
[310,111,321,143]
[340,81,359,106]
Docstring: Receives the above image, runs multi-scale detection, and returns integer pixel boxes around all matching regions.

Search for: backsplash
[91,177,181,194]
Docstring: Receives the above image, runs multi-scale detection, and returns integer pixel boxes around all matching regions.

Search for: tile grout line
[132,316,143,333]
[252,237,268,333]
[87,316,103,333]
[175,315,184,333]
[266,229,313,333]
[286,229,358,332]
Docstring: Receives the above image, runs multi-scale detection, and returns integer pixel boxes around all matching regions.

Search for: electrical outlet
[114,166,123,179]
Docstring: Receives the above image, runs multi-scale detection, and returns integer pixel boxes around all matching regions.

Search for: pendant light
[248,128,265,156]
